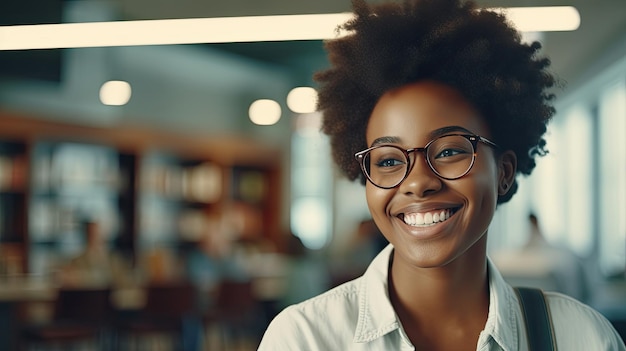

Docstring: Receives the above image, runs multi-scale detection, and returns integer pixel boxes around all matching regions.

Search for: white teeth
[424,212,433,224]
[416,213,424,225]
[403,209,453,227]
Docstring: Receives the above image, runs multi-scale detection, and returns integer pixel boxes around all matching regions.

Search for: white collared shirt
[258,244,625,350]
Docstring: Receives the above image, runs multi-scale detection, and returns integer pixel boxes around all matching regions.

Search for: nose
[398,152,442,197]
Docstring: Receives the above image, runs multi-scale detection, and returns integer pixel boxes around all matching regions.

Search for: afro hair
[315,0,557,203]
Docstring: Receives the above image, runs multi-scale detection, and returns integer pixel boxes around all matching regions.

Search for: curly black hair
[315,0,557,204]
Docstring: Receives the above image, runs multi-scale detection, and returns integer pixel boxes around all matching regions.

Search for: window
[598,79,626,276]
[290,112,333,250]
[563,106,594,256]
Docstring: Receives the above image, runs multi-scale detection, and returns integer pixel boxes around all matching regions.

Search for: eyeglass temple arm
[478,136,499,149]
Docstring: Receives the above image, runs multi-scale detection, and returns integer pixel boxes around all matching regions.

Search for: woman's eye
[375,158,404,167]
[435,148,465,158]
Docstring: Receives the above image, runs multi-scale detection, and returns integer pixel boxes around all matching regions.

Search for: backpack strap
[514,287,557,350]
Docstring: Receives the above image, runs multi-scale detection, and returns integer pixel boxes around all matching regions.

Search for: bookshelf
[0,140,29,275]
[0,111,284,275]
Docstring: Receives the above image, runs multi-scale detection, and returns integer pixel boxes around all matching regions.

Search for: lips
[399,207,460,226]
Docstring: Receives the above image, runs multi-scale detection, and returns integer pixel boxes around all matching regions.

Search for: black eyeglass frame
[354,134,499,189]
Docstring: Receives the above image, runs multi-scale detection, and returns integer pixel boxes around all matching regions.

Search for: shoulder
[544,291,626,350]
[545,291,609,325]
[258,277,362,350]
[270,277,361,327]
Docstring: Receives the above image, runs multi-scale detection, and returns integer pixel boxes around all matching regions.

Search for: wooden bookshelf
[0,110,284,274]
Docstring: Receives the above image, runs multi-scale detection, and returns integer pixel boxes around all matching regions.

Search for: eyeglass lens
[363,135,475,188]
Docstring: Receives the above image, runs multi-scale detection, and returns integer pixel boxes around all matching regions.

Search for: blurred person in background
[184,228,247,351]
[259,0,625,349]
[329,218,388,288]
[185,220,250,311]
[278,232,330,310]
[57,218,131,288]
[492,212,589,302]
[348,218,389,269]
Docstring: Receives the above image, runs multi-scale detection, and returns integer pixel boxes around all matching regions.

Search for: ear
[497,150,516,196]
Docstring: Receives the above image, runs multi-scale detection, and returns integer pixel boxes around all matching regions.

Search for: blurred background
[0,0,624,350]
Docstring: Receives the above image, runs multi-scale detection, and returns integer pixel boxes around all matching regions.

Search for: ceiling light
[0,13,352,50]
[0,7,579,51]
[249,99,281,126]
[287,87,318,114]
[99,80,132,106]
[490,6,580,32]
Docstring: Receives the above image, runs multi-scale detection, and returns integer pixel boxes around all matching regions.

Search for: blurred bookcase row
[0,111,283,277]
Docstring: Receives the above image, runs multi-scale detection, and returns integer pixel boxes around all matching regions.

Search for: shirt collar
[353,244,400,343]
[481,257,522,350]
[352,245,522,349]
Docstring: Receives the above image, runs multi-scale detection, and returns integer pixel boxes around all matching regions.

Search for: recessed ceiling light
[287,87,318,114]
[249,99,281,126]
[99,80,132,106]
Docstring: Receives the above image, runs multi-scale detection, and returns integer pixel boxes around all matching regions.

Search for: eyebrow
[370,125,476,147]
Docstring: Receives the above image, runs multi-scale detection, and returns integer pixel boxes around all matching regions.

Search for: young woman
[258,0,626,349]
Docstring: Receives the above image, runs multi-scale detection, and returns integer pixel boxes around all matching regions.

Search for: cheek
[484,158,501,201]
[466,161,500,215]
[365,185,395,242]
[365,185,392,218]
[474,176,498,208]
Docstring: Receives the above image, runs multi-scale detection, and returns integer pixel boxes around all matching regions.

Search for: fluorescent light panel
[0,7,579,50]
[0,13,352,50]
[491,6,580,32]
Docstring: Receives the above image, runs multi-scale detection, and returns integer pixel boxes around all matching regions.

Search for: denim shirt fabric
[258,244,625,350]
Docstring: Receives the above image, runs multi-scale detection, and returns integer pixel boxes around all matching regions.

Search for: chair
[19,287,113,351]
[203,279,263,350]
[114,280,197,351]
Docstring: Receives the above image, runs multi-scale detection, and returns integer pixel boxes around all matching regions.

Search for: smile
[400,208,459,227]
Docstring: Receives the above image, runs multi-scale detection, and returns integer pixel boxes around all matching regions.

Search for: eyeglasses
[354,134,499,189]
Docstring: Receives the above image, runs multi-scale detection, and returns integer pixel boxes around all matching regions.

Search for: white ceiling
[109,0,626,89]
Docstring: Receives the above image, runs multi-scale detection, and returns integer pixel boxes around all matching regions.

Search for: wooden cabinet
[0,111,284,275]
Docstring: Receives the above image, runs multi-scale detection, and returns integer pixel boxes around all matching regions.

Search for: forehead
[366,81,491,145]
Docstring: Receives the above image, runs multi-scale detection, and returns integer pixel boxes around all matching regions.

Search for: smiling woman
[258,0,626,350]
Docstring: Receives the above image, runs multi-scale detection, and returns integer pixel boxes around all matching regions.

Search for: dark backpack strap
[514,287,557,351]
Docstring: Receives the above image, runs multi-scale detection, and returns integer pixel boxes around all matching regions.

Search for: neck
[388,237,490,332]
